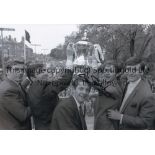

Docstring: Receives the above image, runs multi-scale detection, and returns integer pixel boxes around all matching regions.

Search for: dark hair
[125,57,141,66]
[6,60,25,73]
[72,74,91,89]
[98,60,120,73]
[125,57,144,71]
[26,63,44,78]
[6,60,24,68]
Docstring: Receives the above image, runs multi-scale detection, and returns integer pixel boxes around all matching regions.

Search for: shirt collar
[72,95,86,116]
[128,78,141,85]
[72,95,81,109]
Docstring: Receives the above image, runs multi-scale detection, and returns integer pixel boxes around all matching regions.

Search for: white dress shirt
[72,96,85,115]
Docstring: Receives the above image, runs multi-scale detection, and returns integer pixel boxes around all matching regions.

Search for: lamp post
[0,28,15,75]
[31,44,41,54]
[41,49,49,53]
[41,49,49,64]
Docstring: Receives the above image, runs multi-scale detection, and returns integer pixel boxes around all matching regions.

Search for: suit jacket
[0,79,31,130]
[119,79,155,130]
[94,80,123,130]
[27,69,73,130]
[51,96,87,130]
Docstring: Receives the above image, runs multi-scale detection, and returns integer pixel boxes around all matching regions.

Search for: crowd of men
[0,45,154,130]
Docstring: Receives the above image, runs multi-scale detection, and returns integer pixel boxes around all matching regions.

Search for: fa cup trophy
[67,30,105,69]
[73,30,93,66]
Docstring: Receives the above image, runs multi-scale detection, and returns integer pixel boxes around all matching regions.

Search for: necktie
[122,82,129,102]
[18,83,27,104]
[119,82,129,112]
[79,105,87,130]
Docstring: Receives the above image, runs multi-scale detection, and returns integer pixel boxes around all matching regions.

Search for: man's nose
[128,72,134,75]
[19,72,24,77]
[82,89,88,96]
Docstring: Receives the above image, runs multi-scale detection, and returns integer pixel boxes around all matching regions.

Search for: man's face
[34,67,49,80]
[74,81,90,104]
[90,96,97,104]
[12,64,25,83]
[99,65,116,81]
[125,64,142,82]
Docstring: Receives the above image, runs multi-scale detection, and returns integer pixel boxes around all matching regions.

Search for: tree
[50,44,66,60]
[75,24,153,63]
[50,24,155,66]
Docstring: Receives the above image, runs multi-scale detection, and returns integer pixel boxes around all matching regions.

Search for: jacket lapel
[7,79,27,104]
[71,96,87,130]
[19,84,27,104]
[120,80,142,113]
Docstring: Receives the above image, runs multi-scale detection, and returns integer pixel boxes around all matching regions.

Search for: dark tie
[18,83,28,104]
[79,105,87,130]
[121,82,130,102]
[119,82,130,112]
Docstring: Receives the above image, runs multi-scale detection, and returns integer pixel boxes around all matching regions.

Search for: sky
[0,24,78,54]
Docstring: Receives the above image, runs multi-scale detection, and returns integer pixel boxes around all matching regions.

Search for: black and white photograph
[1,1,155,155]
[0,24,155,130]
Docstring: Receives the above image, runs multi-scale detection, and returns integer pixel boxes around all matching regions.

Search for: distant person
[107,57,155,129]
[0,61,31,130]
[51,76,91,130]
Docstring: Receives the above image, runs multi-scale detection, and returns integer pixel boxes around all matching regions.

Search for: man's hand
[107,109,121,120]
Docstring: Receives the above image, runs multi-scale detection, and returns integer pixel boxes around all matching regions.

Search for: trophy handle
[93,44,105,64]
[72,43,77,59]
[66,43,76,63]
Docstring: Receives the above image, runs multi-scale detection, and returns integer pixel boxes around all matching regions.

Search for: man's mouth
[79,95,85,100]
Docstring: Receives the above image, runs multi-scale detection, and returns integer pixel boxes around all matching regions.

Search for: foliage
[49,44,66,60]
[50,24,155,65]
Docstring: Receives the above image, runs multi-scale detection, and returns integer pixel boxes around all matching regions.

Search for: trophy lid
[76,30,93,49]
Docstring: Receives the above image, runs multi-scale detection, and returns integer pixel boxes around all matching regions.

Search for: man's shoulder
[139,79,152,95]
[0,79,17,91]
[0,80,19,99]
[55,96,77,113]
[135,79,154,103]
[59,97,76,107]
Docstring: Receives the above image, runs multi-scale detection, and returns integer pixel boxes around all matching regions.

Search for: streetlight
[41,49,49,54]
[31,44,41,54]
[41,49,49,64]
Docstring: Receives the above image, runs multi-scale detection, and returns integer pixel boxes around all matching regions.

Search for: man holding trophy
[26,43,74,130]
[25,30,106,130]
[51,31,106,130]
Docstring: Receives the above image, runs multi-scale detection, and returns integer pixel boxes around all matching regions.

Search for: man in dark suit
[0,61,31,130]
[107,57,155,130]
[51,76,91,130]
[94,60,123,130]
[27,65,73,130]
[27,43,74,130]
